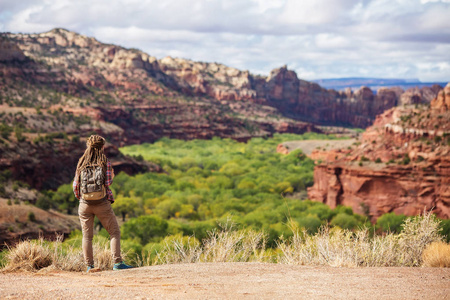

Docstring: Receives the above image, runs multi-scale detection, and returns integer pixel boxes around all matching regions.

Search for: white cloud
[0,0,449,82]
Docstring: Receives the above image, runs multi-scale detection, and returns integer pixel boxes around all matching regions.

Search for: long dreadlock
[76,135,108,173]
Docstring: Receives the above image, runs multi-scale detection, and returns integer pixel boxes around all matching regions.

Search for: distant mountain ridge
[312,77,446,91]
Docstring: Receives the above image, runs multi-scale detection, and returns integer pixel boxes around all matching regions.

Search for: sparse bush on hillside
[35,194,52,210]
[0,123,12,139]
[27,212,36,222]
[14,126,25,142]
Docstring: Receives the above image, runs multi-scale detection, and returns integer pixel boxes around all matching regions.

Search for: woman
[73,135,132,272]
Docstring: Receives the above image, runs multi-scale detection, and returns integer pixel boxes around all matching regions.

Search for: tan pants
[78,200,122,266]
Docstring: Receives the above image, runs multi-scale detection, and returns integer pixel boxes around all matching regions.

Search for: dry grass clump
[2,239,53,272]
[199,224,267,263]
[148,223,267,265]
[422,242,450,267]
[1,212,445,271]
[1,234,126,272]
[50,235,85,272]
[277,212,443,267]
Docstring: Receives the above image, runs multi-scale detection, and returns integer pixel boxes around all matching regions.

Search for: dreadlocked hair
[76,135,108,173]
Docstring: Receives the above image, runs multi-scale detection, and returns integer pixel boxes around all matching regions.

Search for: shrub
[28,212,36,222]
[400,154,410,165]
[376,212,407,233]
[330,213,359,230]
[36,195,52,210]
[277,212,442,267]
[3,239,52,271]
[14,126,25,142]
[0,123,12,139]
[296,216,322,234]
[397,212,443,266]
[422,241,450,267]
[71,135,80,143]
[360,156,370,162]
[440,219,450,242]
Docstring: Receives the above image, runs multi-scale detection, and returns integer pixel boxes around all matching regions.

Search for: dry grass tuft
[1,234,127,272]
[422,242,450,267]
[93,242,116,270]
[277,211,443,267]
[1,212,445,271]
[3,239,52,272]
[199,223,267,263]
[149,223,267,265]
[51,236,85,272]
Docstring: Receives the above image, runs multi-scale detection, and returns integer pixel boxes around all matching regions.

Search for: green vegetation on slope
[113,133,368,247]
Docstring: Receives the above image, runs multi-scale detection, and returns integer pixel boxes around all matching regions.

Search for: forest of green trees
[38,133,449,260]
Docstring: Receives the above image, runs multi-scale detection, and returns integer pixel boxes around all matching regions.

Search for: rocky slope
[0,198,80,248]
[0,29,319,189]
[0,28,444,191]
[308,84,450,220]
[1,28,443,130]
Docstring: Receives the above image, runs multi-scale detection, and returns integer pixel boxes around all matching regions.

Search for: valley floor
[0,262,449,299]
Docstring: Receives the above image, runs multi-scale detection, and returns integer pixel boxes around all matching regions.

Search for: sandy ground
[1,263,449,299]
[281,139,357,155]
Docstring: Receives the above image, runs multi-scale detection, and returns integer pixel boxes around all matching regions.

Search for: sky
[0,0,449,82]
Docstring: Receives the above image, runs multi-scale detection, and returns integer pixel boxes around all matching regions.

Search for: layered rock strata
[308,91,450,220]
[2,29,443,129]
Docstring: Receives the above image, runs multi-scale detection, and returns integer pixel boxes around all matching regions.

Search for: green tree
[375,212,407,233]
[296,215,322,234]
[113,196,138,221]
[121,215,168,244]
[53,183,77,214]
[330,213,359,230]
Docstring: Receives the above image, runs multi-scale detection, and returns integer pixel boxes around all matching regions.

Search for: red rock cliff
[308,91,450,220]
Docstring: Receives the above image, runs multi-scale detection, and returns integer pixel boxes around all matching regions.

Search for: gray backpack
[80,165,106,201]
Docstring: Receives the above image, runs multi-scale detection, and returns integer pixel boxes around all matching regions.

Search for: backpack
[80,165,106,201]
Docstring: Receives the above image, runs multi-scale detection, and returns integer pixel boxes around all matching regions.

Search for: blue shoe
[86,265,95,272]
[113,262,133,270]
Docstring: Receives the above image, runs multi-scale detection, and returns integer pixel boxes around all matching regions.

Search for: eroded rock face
[0,29,446,194]
[159,61,441,128]
[431,83,450,110]
[0,37,26,62]
[308,95,450,220]
[399,85,443,105]
[2,29,444,130]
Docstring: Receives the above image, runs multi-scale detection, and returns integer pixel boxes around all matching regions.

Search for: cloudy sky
[1,0,449,82]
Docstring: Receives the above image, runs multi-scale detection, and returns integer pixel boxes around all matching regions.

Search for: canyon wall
[308,84,450,220]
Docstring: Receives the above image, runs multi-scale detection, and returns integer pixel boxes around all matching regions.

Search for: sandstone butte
[308,83,450,220]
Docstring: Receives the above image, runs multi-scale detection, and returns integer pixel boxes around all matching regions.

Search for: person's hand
[112,168,115,179]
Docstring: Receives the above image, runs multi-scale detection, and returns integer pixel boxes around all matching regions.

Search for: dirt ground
[281,139,357,155]
[1,263,449,299]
